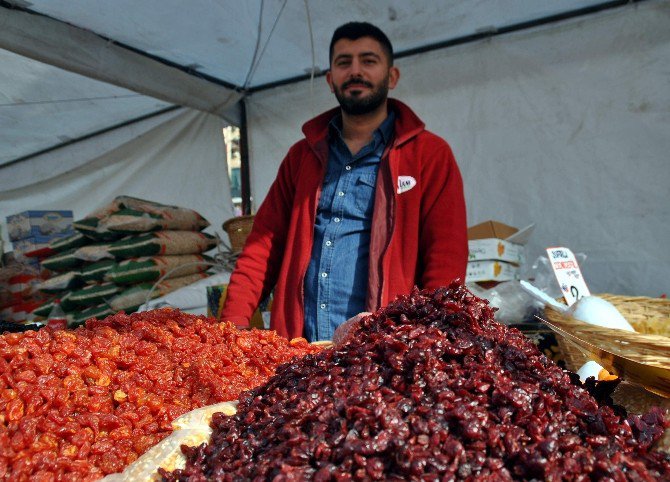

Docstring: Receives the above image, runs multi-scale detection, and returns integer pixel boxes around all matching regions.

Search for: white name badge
[546,246,590,306]
[397,176,416,194]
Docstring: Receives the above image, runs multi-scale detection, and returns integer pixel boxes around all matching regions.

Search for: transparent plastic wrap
[469,253,588,324]
[468,281,544,324]
[523,253,588,300]
[101,401,238,482]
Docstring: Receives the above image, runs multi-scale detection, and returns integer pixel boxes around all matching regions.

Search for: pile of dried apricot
[0,309,320,480]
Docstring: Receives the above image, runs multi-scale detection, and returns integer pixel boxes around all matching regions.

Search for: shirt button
[338,191,345,197]
[345,165,352,171]
[333,217,340,223]
[320,303,326,310]
[321,272,328,278]
[325,240,332,246]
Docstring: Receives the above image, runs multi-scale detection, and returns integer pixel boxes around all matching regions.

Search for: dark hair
[329,22,394,65]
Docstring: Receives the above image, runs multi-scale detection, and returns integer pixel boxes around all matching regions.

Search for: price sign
[546,247,590,306]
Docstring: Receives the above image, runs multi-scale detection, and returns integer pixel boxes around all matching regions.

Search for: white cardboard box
[468,238,525,264]
[466,260,520,282]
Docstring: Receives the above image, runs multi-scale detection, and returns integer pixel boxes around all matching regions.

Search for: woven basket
[222,215,255,253]
[545,294,670,372]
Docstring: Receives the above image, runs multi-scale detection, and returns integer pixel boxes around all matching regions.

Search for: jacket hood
[301,98,426,150]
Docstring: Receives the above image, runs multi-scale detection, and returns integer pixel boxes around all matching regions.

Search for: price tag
[546,247,590,306]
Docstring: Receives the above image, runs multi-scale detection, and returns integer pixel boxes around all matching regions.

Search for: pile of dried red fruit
[0,309,321,480]
[165,283,670,481]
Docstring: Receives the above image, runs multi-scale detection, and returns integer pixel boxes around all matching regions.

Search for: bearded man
[222,22,467,341]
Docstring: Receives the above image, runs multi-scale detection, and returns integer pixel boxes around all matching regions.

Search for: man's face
[327,37,399,115]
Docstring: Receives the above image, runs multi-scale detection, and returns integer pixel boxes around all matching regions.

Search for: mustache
[342,79,373,90]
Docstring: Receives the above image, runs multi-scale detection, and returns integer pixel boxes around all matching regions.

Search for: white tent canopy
[0,0,668,296]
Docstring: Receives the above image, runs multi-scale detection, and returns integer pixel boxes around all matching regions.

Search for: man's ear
[388,66,400,90]
[326,71,335,93]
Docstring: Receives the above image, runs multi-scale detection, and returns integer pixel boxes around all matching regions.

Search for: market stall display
[163,283,669,480]
[10,196,222,326]
[0,310,323,479]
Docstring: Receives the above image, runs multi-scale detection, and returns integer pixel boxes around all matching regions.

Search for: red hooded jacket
[221,99,467,339]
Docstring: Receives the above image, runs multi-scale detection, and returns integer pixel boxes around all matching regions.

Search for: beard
[333,76,389,115]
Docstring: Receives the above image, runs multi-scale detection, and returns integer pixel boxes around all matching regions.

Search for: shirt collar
[328,110,396,145]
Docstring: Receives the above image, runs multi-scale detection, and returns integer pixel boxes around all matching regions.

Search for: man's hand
[332,312,371,347]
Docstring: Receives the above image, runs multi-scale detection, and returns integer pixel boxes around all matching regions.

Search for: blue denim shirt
[303,112,395,341]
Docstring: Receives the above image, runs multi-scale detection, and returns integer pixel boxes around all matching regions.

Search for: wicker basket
[222,215,255,253]
[545,293,670,372]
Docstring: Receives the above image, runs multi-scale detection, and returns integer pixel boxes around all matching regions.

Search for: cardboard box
[466,260,520,282]
[6,210,74,242]
[467,220,518,241]
[468,238,525,264]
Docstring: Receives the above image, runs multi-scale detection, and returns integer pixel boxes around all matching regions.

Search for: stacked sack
[32,196,218,326]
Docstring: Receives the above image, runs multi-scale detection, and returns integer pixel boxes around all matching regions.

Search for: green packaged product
[74,195,210,240]
[49,232,88,253]
[71,303,114,327]
[74,242,115,262]
[37,271,82,293]
[108,283,155,313]
[59,291,78,312]
[41,248,82,272]
[69,282,119,307]
[80,260,117,284]
[109,231,218,258]
[104,208,162,233]
[73,217,125,242]
[103,202,209,233]
[31,298,58,318]
[104,254,209,285]
[31,292,77,318]
[109,273,209,312]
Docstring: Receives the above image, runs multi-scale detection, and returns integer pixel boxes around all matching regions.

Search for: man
[222,22,467,341]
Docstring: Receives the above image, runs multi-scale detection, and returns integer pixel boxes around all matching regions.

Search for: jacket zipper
[378,146,396,308]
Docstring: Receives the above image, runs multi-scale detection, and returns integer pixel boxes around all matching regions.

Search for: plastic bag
[523,253,588,300]
[467,253,587,324]
[101,401,238,481]
[468,281,543,324]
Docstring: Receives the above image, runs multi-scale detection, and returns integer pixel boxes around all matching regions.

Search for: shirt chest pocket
[351,173,377,219]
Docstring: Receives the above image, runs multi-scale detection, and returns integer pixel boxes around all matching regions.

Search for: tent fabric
[21,0,606,89]
[0,48,172,165]
[0,0,608,166]
[0,108,235,247]
[246,2,670,297]
[0,108,183,192]
[0,6,241,128]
